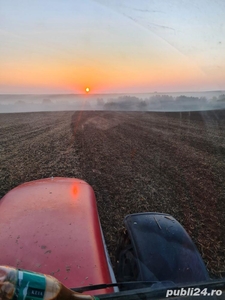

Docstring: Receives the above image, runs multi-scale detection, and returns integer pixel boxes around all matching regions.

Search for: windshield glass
[0,1,224,299]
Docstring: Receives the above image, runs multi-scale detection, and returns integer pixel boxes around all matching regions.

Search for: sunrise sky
[0,0,225,94]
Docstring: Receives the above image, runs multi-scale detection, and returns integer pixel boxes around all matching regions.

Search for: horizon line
[0,89,224,96]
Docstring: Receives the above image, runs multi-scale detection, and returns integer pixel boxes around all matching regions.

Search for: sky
[0,0,225,94]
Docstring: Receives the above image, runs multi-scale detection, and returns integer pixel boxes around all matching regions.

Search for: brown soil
[0,110,224,278]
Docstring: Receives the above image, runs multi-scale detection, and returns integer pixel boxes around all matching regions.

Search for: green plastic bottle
[0,266,99,300]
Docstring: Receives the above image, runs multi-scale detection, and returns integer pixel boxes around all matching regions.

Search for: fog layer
[0,92,225,113]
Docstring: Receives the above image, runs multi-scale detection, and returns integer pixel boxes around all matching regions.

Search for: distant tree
[150,94,174,103]
[104,102,118,110]
[211,96,217,102]
[175,95,200,103]
[137,100,147,110]
[218,94,225,101]
[97,98,105,108]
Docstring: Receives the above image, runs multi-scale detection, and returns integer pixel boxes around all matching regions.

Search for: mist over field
[0,91,225,113]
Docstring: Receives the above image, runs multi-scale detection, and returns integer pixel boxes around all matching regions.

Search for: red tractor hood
[0,178,114,295]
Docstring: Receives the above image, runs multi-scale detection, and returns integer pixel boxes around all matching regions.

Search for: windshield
[0,1,224,299]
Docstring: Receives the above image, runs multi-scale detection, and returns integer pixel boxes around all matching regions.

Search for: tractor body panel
[0,178,114,294]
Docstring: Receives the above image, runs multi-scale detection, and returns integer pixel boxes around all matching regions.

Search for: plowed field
[0,110,225,277]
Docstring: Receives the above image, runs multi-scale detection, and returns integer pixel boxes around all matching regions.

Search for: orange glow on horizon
[0,55,216,94]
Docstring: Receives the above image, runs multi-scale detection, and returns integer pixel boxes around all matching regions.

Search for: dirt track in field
[0,110,225,278]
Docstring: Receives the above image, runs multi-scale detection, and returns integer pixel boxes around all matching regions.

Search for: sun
[85,87,90,93]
